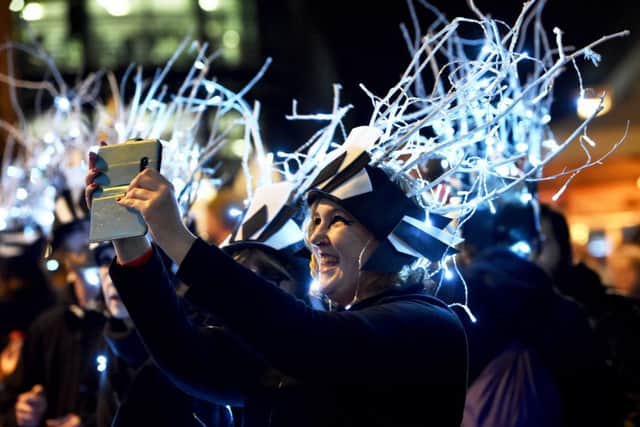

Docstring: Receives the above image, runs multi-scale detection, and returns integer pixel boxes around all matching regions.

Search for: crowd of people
[0,125,636,427]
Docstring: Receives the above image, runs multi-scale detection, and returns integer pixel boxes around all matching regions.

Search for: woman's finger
[115,195,146,214]
[85,169,99,187]
[122,187,155,202]
[84,183,99,209]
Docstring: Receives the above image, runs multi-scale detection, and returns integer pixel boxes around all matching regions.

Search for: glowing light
[203,80,216,93]
[443,268,454,280]
[0,219,6,231]
[510,240,532,258]
[515,142,528,153]
[570,223,589,245]
[54,96,70,112]
[69,127,81,138]
[519,192,533,204]
[9,0,24,12]
[46,259,60,271]
[81,267,101,288]
[230,139,246,157]
[16,188,28,201]
[199,0,220,11]
[576,93,612,119]
[21,2,44,21]
[636,176,640,189]
[96,354,107,372]
[542,139,558,150]
[6,165,22,178]
[43,132,55,144]
[440,159,449,169]
[228,207,243,218]
[194,60,207,70]
[587,236,611,258]
[223,30,240,49]
[541,114,551,124]
[100,0,131,16]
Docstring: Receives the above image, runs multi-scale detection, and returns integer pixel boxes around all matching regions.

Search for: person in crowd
[537,204,640,425]
[93,243,233,427]
[0,229,56,386]
[607,243,640,300]
[452,191,613,427]
[0,215,106,427]
[85,126,468,426]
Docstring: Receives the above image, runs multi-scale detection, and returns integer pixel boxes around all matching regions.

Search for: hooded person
[447,191,616,427]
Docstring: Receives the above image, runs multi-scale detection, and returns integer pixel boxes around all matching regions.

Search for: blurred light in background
[21,2,44,21]
[199,0,220,12]
[46,259,60,272]
[587,234,612,258]
[570,223,590,245]
[223,30,240,49]
[9,0,24,12]
[576,91,612,119]
[97,0,131,17]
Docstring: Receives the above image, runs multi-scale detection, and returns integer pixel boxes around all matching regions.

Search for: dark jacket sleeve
[178,238,466,384]
[109,247,269,405]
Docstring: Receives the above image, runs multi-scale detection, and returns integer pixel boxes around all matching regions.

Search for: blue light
[443,268,454,280]
[81,267,101,288]
[46,259,59,271]
[96,354,107,372]
[519,192,533,204]
[54,96,71,112]
[228,207,243,218]
[509,241,532,258]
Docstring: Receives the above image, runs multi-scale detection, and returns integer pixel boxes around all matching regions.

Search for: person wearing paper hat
[92,123,468,426]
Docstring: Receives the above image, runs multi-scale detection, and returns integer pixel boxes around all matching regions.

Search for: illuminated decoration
[269,0,628,315]
[45,258,60,271]
[576,91,613,119]
[96,354,107,373]
[96,0,132,17]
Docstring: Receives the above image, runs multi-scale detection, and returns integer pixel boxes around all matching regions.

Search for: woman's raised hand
[116,168,196,265]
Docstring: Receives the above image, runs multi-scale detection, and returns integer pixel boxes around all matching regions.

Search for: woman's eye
[312,217,321,226]
[331,215,352,226]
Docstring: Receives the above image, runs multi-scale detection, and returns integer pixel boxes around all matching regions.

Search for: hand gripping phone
[89,139,162,243]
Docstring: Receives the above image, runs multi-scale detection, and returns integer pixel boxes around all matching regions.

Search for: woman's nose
[310,226,329,247]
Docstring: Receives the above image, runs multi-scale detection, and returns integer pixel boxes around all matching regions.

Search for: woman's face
[308,199,377,305]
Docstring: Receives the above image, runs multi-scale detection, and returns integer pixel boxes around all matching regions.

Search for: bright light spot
[223,30,240,49]
[542,139,558,150]
[424,214,432,227]
[443,268,454,280]
[16,188,28,201]
[440,159,449,169]
[570,223,589,245]
[576,93,612,119]
[230,139,246,157]
[81,267,101,288]
[199,0,220,11]
[587,236,611,258]
[69,127,81,138]
[46,259,60,271]
[96,354,107,372]
[510,241,532,258]
[100,0,131,16]
[228,207,243,218]
[309,280,321,294]
[488,201,496,214]
[521,50,530,58]
[23,226,37,241]
[9,0,24,12]
[515,142,528,153]
[21,2,44,20]
[6,166,22,178]
[541,114,551,124]
[480,44,493,55]
[34,210,55,226]
[194,60,207,70]
[519,192,533,204]
[636,176,640,190]
[43,132,55,144]
[54,96,71,112]
[0,219,6,231]
[203,80,216,93]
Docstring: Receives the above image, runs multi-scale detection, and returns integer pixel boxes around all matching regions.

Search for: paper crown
[224,181,306,256]
[304,126,462,273]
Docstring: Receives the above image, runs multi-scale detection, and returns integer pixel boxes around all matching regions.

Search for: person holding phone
[85,126,468,426]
